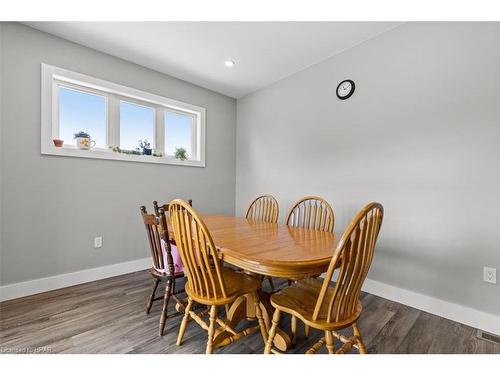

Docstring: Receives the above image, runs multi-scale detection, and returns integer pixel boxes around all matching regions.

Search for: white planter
[75,137,95,150]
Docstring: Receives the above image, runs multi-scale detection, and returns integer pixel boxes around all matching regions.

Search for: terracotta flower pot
[53,139,64,147]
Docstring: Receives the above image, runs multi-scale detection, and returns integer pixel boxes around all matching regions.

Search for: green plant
[74,131,90,139]
[110,146,163,157]
[110,146,142,155]
[138,139,151,150]
[174,147,188,161]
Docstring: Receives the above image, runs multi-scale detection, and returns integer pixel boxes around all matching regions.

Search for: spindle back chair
[286,196,334,232]
[167,199,267,354]
[140,206,185,336]
[246,195,279,223]
[168,200,227,303]
[141,206,169,273]
[265,202,384,354]
[245,194,280,291]
[153,199,192,216]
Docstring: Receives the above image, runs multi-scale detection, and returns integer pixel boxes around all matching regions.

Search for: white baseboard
[0,257,151,302]
[362,278,500,336]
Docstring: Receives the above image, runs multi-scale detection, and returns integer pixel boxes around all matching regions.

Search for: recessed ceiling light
[224,60,235,68]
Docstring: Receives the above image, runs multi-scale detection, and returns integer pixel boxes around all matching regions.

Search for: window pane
[165,111,193,157]
[59,86,106,148]
[120,101,155,151]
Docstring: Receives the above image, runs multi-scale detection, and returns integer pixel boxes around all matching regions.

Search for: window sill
[41,145,205,167]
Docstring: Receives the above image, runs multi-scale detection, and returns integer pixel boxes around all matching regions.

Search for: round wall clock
[336,79,355,100]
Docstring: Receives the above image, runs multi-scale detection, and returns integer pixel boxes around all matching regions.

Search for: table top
[192,215,339,279]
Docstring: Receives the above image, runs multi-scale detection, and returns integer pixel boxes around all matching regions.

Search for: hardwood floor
[1,270,498,354]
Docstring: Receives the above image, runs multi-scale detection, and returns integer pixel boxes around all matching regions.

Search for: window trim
[41,63,206,167]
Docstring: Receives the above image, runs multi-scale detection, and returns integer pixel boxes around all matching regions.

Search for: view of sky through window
[165,111,193,157]
[58,86,106,148]
[120,101,155,151]
[58,86,195,158]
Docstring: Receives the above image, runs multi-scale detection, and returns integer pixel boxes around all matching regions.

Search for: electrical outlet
[483,267,497,284]
[94,236,103,249]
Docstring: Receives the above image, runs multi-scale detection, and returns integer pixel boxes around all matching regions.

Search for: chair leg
[353,323,367,354]
[264,309,281,354]
[267,276,275,292]
[254,294,268,346]
[146,279,160,314]
[304,324,310,338]
[176,298,193,346]
[159,279,173,336]
[206,305,217,354]
[325,331,335,354]
[291,315,297,345]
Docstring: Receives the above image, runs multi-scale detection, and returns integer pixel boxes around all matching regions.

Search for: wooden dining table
[170,214,339,351]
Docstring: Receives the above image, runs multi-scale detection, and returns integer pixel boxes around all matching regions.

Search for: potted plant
[53,138,64,147]
[174,147,189,161]
[74,131,95,150]
[139,139,152,155]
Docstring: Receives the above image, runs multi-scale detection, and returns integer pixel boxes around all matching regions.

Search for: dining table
[170,214,339,351]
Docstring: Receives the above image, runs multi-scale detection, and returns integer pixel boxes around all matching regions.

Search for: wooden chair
[246,194,279,223]
[246,195,279,291]
[153,199,192,216]
[140,206,185,336]
[264,202,384,354]
[285,196,335,339]
[285,196,334,232]
[153,198,192,254]
[167,199,268,354]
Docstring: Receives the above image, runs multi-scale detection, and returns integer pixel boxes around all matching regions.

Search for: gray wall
[236,22,500,315]
[0,23,236,285]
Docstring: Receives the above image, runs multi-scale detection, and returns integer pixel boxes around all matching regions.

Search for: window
[165,111,195,157]
[120,101,155,151]
[58,86,107,149]
[41,64,206,167]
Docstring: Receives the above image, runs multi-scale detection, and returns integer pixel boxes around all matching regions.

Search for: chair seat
[185,267,262,306]
[270,278,362,330]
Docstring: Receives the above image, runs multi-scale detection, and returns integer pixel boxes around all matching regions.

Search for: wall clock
[336,79,355,100]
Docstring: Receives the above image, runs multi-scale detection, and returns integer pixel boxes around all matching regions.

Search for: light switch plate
[483,267,497,284]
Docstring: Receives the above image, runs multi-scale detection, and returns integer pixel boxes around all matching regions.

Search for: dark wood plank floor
[1,270,498,354]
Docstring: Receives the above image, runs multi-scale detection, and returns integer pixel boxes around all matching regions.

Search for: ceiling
[25,22,402,98]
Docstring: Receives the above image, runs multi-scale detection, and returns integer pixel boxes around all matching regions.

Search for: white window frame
[41,63,206,167]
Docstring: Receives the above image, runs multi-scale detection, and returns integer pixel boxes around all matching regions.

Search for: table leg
[212,291,291,351]
[255,291,291,352]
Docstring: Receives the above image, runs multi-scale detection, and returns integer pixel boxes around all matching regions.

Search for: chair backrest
[285,196,334,232]
[245,194,279,223]
[168,199,227,300]
[140,206,174,274]
[153,199,192,216]
[313,202,384,323]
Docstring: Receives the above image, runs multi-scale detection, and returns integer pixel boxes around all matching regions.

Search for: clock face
[337,79,355,100]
